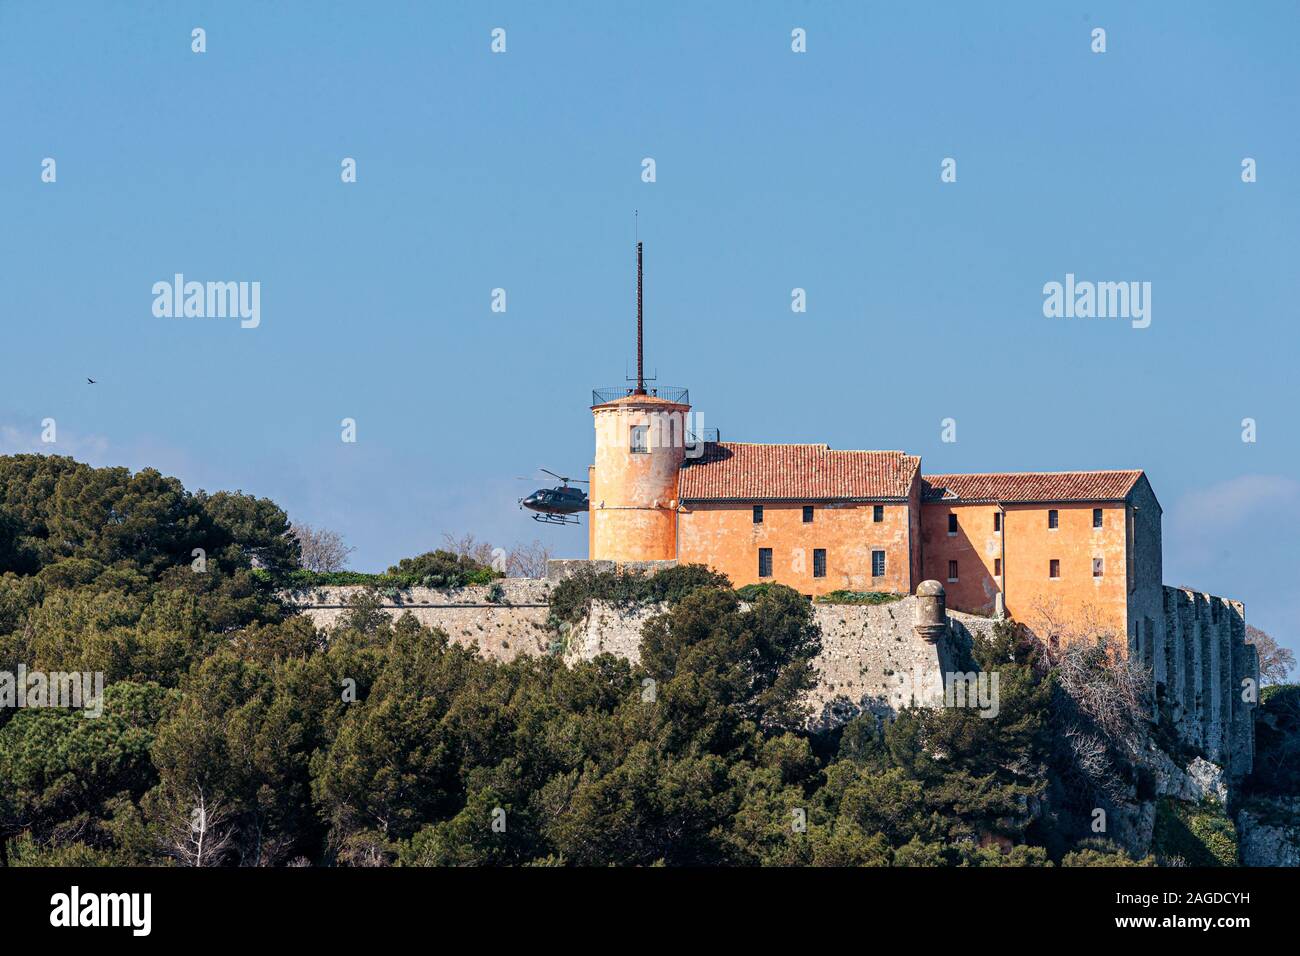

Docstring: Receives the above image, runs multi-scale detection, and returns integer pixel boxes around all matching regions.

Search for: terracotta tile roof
[921,470,1144,503]
[679,443,920,501]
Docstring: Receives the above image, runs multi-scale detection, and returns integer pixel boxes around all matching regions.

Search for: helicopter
[518,469,589,526]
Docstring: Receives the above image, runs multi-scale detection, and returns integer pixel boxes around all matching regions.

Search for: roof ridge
[923,468,1143,478]
[720,441,911,455]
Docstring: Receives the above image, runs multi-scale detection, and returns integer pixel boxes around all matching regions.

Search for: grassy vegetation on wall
[814,591,905,606]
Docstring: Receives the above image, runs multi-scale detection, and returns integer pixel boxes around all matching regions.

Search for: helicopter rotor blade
[539,468,589,485]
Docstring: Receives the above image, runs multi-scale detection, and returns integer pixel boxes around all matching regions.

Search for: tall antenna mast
[634,238,646,395]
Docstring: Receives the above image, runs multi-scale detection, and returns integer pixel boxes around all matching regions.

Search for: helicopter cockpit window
[630,425,649,454]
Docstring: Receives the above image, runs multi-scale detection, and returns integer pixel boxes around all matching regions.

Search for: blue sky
[1,2,1297,658]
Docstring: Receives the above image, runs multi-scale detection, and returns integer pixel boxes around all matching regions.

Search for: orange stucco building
[586,242,1176,654]
[586,390,1166,650]
[579,245,1252,765]
[918,471,1163,648]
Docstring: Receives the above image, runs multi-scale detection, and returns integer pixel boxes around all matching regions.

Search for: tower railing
[591,386,689,406]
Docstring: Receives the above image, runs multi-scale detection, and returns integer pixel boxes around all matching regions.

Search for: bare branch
[506,539,552,578]
[293,523,355,573]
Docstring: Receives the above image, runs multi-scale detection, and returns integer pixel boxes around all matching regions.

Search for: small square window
[753,505,763,524]
[813,549,826,578]
[1048,509,1059,529]
[758,548,773,578]
[1093,508,1103,529]
[947,560,958,582]
[1093,557,1103,577]
[993,512,1002,532]
[803,505,814,523]
[994,558,1002,576]
[873,504,884,523]
[1050,559,1060,579]
[872,550,885,577]
[947,513,958,534]
[630,425,648,453]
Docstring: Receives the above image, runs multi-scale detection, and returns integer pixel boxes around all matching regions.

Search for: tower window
[758,548,773,578]
[813,549,826,578]
[947,513,958,535]
[993,512,1002,532]
[872,550,886,577]
[947,560,958,582]
[873,504,884,523]
[1048,509,1059,529]
[1093,508,1103,529]
[630,425,648,454]
[753,505,763,524]
[994,557,1002,576]
[1050,559,1060,579]
[803,505,814,523]
[1093,557,1103,577]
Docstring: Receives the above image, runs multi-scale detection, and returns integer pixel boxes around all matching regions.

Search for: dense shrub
[262,551,501,591]
[1247,684,1300,796]
[385,550,500,588]
[1060,838,1152,867]
[1151,797,1238,866]
[547,563,731,628]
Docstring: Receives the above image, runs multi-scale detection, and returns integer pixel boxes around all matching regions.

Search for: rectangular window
[947,560,958,582]
[1093,557,1103,577]
[630,425,648,454]
[947,513,958,534]
[993,512,1002,532]
[803,505,814,523]
[813,549,826,578]
[873,504,884,523]
[1093,508,1103,529]
[753,505,763,524]
[994,558,1002,576]
[1050,559,1060,579]
[872,550,885,577]
[1048,509,1059,529]
[758,548,773,578]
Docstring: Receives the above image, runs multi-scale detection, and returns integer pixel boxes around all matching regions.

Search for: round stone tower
[589,391,690,562]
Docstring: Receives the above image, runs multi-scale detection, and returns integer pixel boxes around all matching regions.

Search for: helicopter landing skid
[532,513,582,527]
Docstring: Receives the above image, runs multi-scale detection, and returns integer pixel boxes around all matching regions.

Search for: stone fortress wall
[283,571,990,730]
[283,578,557,662]
[1153,587,1257,777]
[285,566,1256,778]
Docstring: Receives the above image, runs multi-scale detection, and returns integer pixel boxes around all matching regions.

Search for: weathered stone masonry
[287,574,1257,780]
[1156,586,1257,777]
[284,579,556,662]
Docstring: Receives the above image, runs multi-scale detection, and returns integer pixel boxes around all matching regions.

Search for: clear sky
[1,2,1297,658]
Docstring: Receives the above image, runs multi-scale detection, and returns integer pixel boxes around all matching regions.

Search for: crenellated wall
[1159,586,1257,777]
